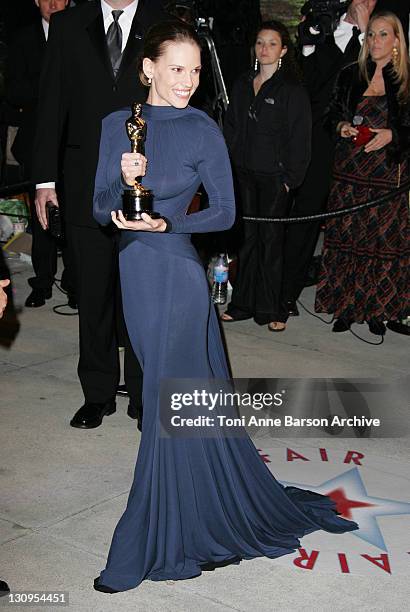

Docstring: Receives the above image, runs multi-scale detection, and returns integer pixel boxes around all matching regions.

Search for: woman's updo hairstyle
[138,19,202,87]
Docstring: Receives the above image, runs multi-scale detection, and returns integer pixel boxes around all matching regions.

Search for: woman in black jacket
[221,20,312,332]
[315,11,410,336]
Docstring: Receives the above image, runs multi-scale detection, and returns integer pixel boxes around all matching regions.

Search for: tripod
[196,18,229,128]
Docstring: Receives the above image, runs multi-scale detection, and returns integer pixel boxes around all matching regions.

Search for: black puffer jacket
[325,60,410,165]
[224,68,312,189]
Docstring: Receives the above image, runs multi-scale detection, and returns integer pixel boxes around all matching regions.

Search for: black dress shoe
[116,384,129,397]
[70,401,116,429]
[286,300,299,317]
[367,320,386,336]
[93,577,119,594]
[386,320,410,336]
[332,318,351,333]
[0,580,10,596]
[127,404,143,432]
[25,288,52,308]
[200,556,242,571]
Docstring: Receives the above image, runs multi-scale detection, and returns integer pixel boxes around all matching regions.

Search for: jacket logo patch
[264,98,275,105]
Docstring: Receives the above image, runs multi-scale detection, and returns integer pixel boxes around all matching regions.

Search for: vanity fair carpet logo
[257,446,410,575]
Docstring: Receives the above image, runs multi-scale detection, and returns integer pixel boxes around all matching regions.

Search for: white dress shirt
[37,0,139,190]
[101,0,139,52]
[42,18,49,41]
[303,14,365,57]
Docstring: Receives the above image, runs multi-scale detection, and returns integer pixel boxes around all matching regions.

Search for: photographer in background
[282,0,377,317]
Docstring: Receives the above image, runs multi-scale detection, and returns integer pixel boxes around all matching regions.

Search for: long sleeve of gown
[93,116,127,226]
[167,121,236,234]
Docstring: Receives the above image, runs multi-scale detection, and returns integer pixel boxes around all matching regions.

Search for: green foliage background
[261,0,305,32]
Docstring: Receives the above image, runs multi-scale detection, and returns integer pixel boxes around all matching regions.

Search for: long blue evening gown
[93,104,358,591]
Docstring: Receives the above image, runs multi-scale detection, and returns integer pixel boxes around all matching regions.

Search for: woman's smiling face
[144,41,202,108]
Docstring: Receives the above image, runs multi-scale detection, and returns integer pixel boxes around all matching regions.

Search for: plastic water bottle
[212,254,229,304]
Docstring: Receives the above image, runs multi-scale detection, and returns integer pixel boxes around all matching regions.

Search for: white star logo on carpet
[279,466,410,550]
[256,446,410,575]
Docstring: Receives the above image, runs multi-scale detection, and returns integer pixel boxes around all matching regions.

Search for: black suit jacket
[6,20,46,173]
[301,28,362,128]
[32,0,166,227]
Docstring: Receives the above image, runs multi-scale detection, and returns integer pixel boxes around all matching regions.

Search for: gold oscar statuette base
[122,186,159,221]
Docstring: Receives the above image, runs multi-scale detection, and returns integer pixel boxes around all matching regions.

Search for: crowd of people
[1,1,408,384]
[219,0,409,336]
[0,0,409,595]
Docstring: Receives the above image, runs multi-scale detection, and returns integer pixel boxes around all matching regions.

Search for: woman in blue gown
[92,20,358,593]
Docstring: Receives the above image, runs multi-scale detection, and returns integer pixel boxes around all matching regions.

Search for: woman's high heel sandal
[220,312,251,322]
[268,322,286,332]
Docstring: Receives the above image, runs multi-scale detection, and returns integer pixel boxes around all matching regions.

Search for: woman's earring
[148,76,152,85]
[278,57,282,70]
[392,46,399,69]
[254,58,259,71]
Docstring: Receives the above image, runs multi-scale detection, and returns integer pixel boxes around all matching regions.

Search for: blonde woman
[315,11,410,336]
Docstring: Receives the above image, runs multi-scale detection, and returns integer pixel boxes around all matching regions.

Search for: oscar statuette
[122,103,158,221]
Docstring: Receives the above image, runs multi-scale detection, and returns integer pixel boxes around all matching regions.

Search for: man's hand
[347,0,374,33]
[0,279,10,318]
[111,210,167,232]
[35,188,59,230]
[364,128,393,153]
[355,1,372,33]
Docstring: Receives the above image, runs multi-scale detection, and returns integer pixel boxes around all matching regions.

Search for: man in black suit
[32,0,167,429]
[7,0,76,309]
[282,0,377,319]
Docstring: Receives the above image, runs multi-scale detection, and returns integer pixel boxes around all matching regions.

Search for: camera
[164,0,211,30]
[164,0,229,125]
[299,0,351,45]
[45,201,63,239]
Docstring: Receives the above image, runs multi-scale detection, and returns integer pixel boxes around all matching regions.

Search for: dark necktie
[106,10,123,76]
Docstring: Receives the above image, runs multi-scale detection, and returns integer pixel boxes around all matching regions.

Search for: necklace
[365,74,385,96]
